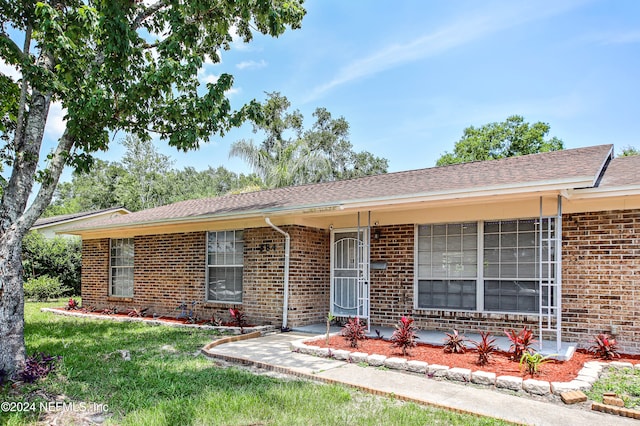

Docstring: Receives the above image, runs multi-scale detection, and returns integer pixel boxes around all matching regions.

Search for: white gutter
[265,218,291,331]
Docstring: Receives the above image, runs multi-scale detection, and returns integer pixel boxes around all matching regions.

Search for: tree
[0,1,305,377]
[230,92,388,187]
[115,135,174,211]
[22,232,81,295]
[436,115,564,166]
[619,146,640,157]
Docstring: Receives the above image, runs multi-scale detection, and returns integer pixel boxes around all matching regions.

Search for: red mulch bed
[53,308,255,327]
[312,335,640,382]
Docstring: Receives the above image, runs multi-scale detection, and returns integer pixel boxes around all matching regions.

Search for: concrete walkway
[202,332,636,426]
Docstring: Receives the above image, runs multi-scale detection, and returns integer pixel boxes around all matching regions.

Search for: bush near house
[22,232,81,295]
[23,276,70,302]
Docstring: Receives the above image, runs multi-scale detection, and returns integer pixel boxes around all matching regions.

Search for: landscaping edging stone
[292,336,640,398]
[43,308,276,335]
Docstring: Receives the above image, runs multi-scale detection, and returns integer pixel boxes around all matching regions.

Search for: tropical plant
[66,298,80,311]
[127,307,148,318]
[505,326,537,361]
[326,312,336,345]
[342,317,367,348]
[589,333,621,360]
[101,307,118,315]
[391,316,419,356]
[443,329,467,354]
[18,353,61,383]
[519,352,555,376]
[470,331,497,366]
[229,307,248,332]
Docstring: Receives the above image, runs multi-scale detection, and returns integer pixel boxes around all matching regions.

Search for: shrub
[22,232,81,295]
[589,333,621,360]
[66,298,80,310]
[23,275,69,301]
[342,317,366,348]
[505,326,537,361]
[520,352,554,376]
[391,316,419,356]
[443,329,467,354]
[229,307,248,332]
[127,307,148,317]
[471,331,497,366]
[18,353,61,383]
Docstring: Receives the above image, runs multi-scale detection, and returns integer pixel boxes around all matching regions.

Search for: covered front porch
[291,323,577,361]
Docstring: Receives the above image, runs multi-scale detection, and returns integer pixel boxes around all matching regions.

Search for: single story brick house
[65,144,640,352]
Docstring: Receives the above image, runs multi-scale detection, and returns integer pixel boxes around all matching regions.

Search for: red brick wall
[81,226,329,327]
[563,209,640,353]
[369,225,415,324]
[287,226,330,326]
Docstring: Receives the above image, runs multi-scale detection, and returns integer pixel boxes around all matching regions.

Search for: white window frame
[206,230,244,303]
[109,238,134,298]
[414,218,555,315]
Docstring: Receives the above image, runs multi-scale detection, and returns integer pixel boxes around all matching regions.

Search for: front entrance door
[331,230,369,322]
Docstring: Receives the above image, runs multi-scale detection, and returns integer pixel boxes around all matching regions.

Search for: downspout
[265,218,291,331]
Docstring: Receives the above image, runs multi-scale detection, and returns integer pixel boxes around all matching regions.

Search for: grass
[587,366,640,409]
[1,300,511,425]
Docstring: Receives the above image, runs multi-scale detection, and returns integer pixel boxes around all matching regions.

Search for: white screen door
[331,230,369,322]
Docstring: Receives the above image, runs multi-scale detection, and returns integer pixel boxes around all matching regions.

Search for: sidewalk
[201,332,636,426]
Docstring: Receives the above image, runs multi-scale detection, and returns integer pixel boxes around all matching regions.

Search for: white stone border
[42,308,275,335]
[291,336,640,396]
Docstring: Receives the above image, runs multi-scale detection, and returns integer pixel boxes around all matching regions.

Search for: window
[483,219,555,313]
[416,223,478,310]
[207,230,244,302]
[110,238,134,297]
[415,218,556,314]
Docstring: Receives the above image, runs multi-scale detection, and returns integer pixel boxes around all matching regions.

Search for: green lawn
[1,300,509,425]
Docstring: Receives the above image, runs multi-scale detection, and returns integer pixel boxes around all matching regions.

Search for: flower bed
[292,335,640,397]
[42,308,274,335]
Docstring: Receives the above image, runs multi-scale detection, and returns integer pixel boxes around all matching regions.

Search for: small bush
[443,329,467,354]
[229,307,248,332]
[342,317,367,348]
[589,333,621,360]
[391,316,419,356]
[505,326,537,361]
[18,353,61,383]
[471,331,497,366]
[23,275,69,301]
[520,352,554,376]
[66,298,80,310]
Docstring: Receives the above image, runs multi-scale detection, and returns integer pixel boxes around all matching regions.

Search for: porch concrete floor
[292,324,577,360]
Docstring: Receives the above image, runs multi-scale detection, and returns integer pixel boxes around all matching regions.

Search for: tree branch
[20,129,75,232]
[13,25,32,154]
[132,0,169,30]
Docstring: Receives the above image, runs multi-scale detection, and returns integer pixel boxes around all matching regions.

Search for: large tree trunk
[0,228,26,378]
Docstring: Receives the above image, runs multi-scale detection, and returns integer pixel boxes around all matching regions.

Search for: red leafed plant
[443,329,467,354]
[229,307,248,333]
[127,307,148,318]
[391,316,419,356]
[66,298,80,310]
[342,317,367,348]
[471,331,497,366]
[589,333,621,360]
[505,326,537,361]
[18,353,61,383]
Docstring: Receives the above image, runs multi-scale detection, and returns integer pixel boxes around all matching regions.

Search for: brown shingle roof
[70,144,613,231]
[32,207,129,229]
[599,155,640,187]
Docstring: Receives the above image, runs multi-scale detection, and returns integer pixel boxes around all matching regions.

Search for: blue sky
[41,0,640,179]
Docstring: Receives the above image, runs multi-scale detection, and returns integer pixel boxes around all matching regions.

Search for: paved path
[202,332,635,426]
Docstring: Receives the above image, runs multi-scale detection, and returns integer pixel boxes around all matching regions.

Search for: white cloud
[0,59,21,81]
[305,1,590,102]
[592,30,640,45]
[236,59,267,70]
[44,101,67,142]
